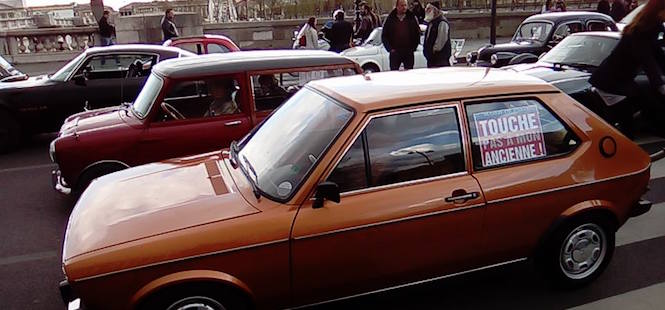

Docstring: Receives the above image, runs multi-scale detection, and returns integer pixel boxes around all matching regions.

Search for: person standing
[411,0,425,24]
[610,0,627,22]
[327,9,354,53]
[589,0,665,136]
[354,2,376,43]
[98,10,115,46]
[294,17,319,50]
[161,8,179,42]
[597,0,611,16]
[382,0,421,71]
[423,1,451,68]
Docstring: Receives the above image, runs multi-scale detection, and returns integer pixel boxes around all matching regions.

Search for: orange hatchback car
[60,68,656,310]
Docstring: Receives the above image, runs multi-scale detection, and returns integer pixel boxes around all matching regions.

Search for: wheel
[161,102,186,120]
[141,284,248,310]
[74,163,126,196]
[539,215,615,288]
[0,110,20,153]
[362,64,380,73]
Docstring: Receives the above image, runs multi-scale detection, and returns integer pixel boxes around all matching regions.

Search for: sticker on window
[473,105,546,167]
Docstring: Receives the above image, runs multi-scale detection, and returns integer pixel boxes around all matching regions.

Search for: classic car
[505,31,665,135]
[163,34,241,54]
[467,12,617,67]
[341,25,429,72]
[60,67,655,310]
[0,54,27,82]
[0,44,193,153]
[50,50,360,195]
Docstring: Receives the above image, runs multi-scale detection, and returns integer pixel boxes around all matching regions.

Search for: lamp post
[490,0,497,45]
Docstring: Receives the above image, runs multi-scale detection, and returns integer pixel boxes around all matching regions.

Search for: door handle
[445,191,479,203]
[224,121,242,126]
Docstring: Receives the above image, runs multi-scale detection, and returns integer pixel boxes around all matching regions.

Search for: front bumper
[52,169,72,195]
[629,199,652,218]
[59,280,84,310]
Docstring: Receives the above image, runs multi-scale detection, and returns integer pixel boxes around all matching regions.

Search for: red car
[50,50,360,195]
[163,34,240,54]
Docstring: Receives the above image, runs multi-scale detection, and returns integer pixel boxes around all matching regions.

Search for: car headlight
[490,54,498,66]
[49,140,57,163]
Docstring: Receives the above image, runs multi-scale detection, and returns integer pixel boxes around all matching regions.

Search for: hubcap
[166,296,226,310]
[559,223,606,279]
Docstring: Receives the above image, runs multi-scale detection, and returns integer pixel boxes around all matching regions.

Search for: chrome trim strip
[487,164,651,205]
[323,103,468,195]
[289,258,527,309]
[75,238,288,282]
[294,202,485,241]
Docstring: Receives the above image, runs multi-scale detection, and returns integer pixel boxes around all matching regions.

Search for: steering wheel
[160,102,185,120]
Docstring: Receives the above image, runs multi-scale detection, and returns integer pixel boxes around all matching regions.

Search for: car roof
[308,67,557,113]
[524,11,615,24]
[153,50,358,79]
[569,31,621,39]
[85,44,189,55]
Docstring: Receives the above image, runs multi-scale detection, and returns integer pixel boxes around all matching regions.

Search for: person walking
[161,8,179,42]
[423,1,451,68]
[354,2,377,43]
[597,0,611,16]
[327,9,354,53]
[382,0,421,71]
[411,0,426,24]
[589,0,665,136]
[294,17,319,49]
[98,10,115,46]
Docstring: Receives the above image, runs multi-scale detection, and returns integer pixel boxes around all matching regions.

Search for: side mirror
[313,181,340,209]
[72,74,86,86]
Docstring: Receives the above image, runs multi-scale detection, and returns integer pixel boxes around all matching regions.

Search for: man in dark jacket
[382,0,421,70]
[161,8,179,42]
[354,2,376,43]
[423,1,451,67]
[411,0,426,24]
[327,9,354,53]
[98,10,115,46]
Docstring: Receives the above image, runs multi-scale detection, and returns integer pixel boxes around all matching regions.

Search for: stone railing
[0,26,98,64]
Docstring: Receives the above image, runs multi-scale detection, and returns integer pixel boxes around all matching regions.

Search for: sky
[24,0,157,10]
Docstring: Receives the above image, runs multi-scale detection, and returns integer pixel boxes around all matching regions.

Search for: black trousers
[389,49,414,71]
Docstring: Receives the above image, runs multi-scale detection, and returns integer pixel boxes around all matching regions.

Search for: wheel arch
[131,270,254,309]
[360,60,381,72]
[75,160,130,189]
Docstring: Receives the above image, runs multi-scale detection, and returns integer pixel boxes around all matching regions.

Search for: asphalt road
[1,134,665,310]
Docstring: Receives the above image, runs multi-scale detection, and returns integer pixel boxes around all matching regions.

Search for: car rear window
[465,98,579,170]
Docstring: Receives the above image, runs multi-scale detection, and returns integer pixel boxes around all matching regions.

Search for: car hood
[506,62,591,83]
[59,106,128,136]
[0,74,51,90]
[341,45,380,57]
[63,155,259,260]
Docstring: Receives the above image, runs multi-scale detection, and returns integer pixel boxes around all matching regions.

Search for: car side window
[327,106,466,192]
[156,77,243,122]
[251,68,356,112]
[552,22,583,43]
[465,98,579,170]
[587,20,612,32]
[175,42,204,54]
[75,54,156,80]
[207,43,230,53]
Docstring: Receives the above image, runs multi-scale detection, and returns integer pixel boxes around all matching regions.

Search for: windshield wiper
[240,154,261,200]
[556,62,597,71]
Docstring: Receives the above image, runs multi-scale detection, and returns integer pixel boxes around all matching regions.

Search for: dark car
[505,32,665,133]
[467,12,617,67]
[50,50,361,195]
[0,55,26,83]
[0,44,193,153]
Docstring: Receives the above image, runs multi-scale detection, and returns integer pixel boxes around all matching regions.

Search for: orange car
[60,68,656,310]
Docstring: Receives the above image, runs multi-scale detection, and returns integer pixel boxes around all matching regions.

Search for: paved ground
[0,133,664,310]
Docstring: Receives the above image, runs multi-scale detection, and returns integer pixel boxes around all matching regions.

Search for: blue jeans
[101,36,114,46]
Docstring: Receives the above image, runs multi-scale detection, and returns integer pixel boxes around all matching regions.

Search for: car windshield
[132,73,164,118]
[50,52,85,81]
[620,4,644,25]
[514,22,553,43]
[541,35,618,67]
[0,56,12,71]
[237,87,353,201]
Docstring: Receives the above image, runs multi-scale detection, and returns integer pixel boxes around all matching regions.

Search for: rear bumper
[629,199,652,218]
[52,169,72,195]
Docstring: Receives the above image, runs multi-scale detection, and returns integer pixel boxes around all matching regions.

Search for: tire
[0,110,20,154]
[74,163,126,196]
[539,215,615,289]
[362,64,380,73]
[141,284,249,310]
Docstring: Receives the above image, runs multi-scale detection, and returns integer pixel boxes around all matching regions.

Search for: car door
[291,103,486,306]
[462,97,582,265]
[135,75,251,164]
